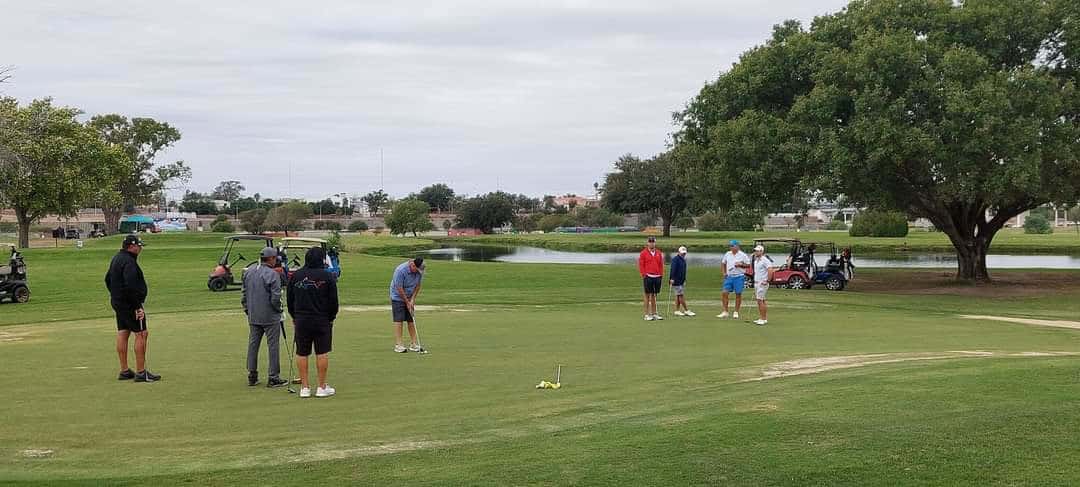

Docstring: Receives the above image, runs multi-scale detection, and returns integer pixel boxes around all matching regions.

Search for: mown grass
[1,232,1079,485]
[441,228,1080,254]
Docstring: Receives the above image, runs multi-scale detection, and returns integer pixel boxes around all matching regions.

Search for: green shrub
[210,220,235,233]
[313,220,342,231]
[539,214,575,233]
[674,215,696,230]
[1023,213,1053,234]
[825,218,848,231]
[348,220,369,232]
[325,230,342,250]
[849,210,909,237]
[697,208,763,231]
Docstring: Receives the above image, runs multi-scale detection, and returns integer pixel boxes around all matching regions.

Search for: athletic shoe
[733,312,740,319]
[299,387,312,398]
[316,385,336,398]
[674,311,685,317]
[267,377,288,388]
[653,314,664,321]
[644,315,654,321]
[117,369,135,381]
[134,370,161,383]
[684,310,697,317]
[394,344,407,353]
[408,344,424,353]
[718,312,729,319]
[248,373,259,387]
[754,319,768,326]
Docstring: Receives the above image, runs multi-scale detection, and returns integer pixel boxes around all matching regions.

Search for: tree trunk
[954,238,991,281]
[103,207,122,236]
[15,208,32,249]
[661,215,672,237]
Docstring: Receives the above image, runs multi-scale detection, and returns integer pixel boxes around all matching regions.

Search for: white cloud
[0,0,849,200]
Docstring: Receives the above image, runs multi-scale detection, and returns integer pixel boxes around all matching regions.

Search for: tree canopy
[675,0,1080,280]
[601,152,691,237]
[211,180,245,202]
[385,199,434,236]
[414,184,455,213]
[455,192,516,233]
[0,98,122,247]
[361,190,390,216]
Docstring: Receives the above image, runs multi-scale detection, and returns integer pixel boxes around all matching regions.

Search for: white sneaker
[299,387,312,398]
[753,319,767,326]
[718,311,729,319]
[733,312,740,319]
[674,311,685,317]
[644,315,654,321]
[408,344,423,353]
[684,310,696,317]
[316,385,336,397]
[653,314,664,321]
[394,345,407,353]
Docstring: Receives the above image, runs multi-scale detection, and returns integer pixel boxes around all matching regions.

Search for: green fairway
[2,233,1080,485]
[441,228,1080,254]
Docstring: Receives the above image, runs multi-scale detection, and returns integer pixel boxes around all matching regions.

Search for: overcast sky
[1,0,848,201]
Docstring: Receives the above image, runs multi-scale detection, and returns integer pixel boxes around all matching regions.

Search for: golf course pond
[422,245,1080,269]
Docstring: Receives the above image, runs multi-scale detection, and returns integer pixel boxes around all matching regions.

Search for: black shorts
[391,300,414,323]
[114,308,147,332]
[643,277,662,295]
[294,319,332,357]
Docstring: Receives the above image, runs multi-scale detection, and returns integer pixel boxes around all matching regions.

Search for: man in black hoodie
[104,235,160,382]
[287,246,339,398]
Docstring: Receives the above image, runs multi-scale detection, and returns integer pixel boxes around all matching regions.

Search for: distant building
[554,195,599,210]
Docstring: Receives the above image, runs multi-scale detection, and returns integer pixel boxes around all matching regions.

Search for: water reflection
[423,245,1080,269]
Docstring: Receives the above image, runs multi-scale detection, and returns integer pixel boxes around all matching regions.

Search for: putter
[412,310,429,355]
[140,314,150,382]
[555,364,561,384]
[665,284,673,317]
[280,320,297,394]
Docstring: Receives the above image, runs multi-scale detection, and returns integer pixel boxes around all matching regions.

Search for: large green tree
[0,98,122,247]
[455,192,516,233]
[212,180,245,203]
[676,0,1080,280]
[385,199,435,236]
[266,201,312,234]
[361,190,390,216]
[87,114,190,234]
[414,184,456,213]
[601,152,692,237]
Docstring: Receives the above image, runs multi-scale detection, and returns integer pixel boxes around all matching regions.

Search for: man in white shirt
[752,244,777,325]
[718,240,751,319]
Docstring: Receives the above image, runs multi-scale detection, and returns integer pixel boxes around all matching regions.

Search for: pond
[422,245,1080,269]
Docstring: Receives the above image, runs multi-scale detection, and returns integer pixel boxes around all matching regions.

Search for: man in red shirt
[638,236,665,321]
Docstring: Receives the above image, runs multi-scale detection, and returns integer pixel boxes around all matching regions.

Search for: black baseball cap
[647,236,656,242]
[413,257,425,271]
[122,234,144,248]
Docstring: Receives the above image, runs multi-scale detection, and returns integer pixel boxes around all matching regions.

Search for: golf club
[412,309,429,355]
[140,313,151,382]
[665,283,673,317]
[280,320,296,394]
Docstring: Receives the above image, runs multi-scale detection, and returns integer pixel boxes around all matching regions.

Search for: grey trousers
[247,322,281,378]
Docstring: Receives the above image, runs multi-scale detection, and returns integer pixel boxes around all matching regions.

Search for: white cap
[678,246,687,254]
[753,245,765,252]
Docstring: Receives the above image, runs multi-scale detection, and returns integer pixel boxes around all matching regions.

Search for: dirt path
[960,315,1080,330]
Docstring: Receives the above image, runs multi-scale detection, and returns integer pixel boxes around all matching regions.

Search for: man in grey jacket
[242,247,288,388]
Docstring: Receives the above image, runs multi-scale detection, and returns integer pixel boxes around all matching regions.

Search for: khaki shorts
[754,282,769,300]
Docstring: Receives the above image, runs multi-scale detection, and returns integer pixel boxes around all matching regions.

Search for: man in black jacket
[287,247,339,398]
[104,235,160,382]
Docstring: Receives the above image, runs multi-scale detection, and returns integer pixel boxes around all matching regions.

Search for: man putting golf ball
[752,244,777,326]
[390,258,425,353]
[718,240,751,320]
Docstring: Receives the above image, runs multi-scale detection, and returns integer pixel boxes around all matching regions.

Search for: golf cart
[208,235,276,292]
[745,239,853,291]
[0,243,30,304]
[279,237,341,280]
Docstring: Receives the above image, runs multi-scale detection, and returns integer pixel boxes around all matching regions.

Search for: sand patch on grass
[295,440,459,462]
[960,315,1080,330]
[0,329,35,344]
[340,305,475,313]
[21,449,54,459]
[741,351,1076,382]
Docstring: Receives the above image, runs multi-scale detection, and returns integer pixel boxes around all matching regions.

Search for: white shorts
[672,285,685,296]
[754,282,769,300]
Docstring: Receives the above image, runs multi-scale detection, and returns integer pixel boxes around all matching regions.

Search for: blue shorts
[723,275,745,294]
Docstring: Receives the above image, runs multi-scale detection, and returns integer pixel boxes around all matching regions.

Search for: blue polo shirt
[389,261,423,302]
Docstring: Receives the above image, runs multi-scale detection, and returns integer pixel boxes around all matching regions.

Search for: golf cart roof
[279,237,327,245]
[753,238,802,244]
[225,235,274,241]
[0,243,14,249]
